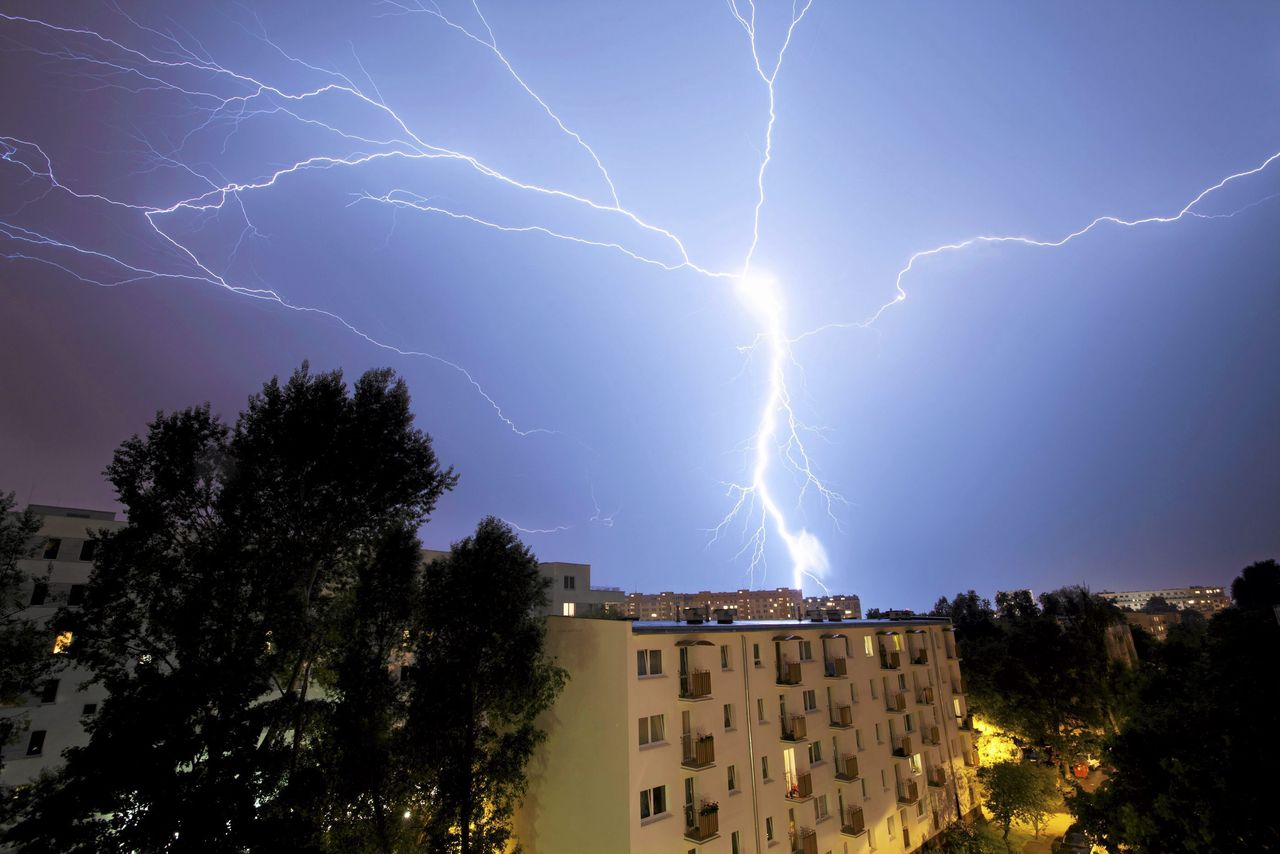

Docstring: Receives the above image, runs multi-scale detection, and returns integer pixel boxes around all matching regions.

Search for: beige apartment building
[626,589,804,622]
[514,614,978,853]
[423,550,624,617]
[1098,585,1229,616]
[1,505,123,789]
[802,594,863,621]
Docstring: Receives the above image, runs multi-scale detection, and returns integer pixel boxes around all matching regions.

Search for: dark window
[29,582,48,607]
[82,703,98,716]
[26,731,46,756]
[563,575,576,590]
[67,585,87,606]
[39,680,58,704]
[78,540,97,562]
[41,538,61,560]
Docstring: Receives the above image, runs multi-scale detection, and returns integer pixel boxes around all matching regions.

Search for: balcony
[927,766,946,788]
[841,805,866,836]
[898,778,920,804]
[879,650,901,670]
[921,724,940,746]
[680,669,712,700]
[886,692,907,713]
[684,804,719,843]
[824,656,847,678]
[785,772,814,802]
[952,676,966,694]
[912,648,929,665]
[777,660,803,686]
[893,734,913,757]
[964,747,978,767]
[830,704,853,728]
[790,827,818,854]
[681,733,715,770]
[957,714,973,731]
[918,686,934,705]
[835,753,859,782]
[781,714,808,742]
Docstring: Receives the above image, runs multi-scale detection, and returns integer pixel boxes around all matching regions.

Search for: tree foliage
[4,365,457,853]
[1140,595,1176,614]
[977,761,1057,844]
[1071,561,1280,852]
[0,493,49,774]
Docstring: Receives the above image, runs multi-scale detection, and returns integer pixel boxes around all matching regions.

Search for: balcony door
[783,746,798,792]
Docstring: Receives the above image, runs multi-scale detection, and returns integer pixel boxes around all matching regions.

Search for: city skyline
[3,1,1278,612]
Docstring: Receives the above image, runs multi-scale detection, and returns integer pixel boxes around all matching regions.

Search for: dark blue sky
[2,1,1277,610]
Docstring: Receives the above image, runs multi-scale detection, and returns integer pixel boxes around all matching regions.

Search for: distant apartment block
[423,551,623,617]
[514,612,979,853]
[1098,586,1229,616]
[803,593,863,620]
[626,588,804,621]
[1,505,123,789]
[1121,610,1186,641]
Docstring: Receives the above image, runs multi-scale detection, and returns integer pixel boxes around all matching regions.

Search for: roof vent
[825,609,844,622]
[713,607,737,624]
[683,606,708,625]
[805,608,826,622]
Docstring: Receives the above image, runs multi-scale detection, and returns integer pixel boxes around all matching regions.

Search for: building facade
[1098,586,1228,616]
[626,589,804,622]
[514,615,978,853]
[422,551,624,617]
[803,594,863,620]
[1,505,123,789]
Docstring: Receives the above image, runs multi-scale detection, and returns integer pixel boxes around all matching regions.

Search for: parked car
[1050,824,1091,853]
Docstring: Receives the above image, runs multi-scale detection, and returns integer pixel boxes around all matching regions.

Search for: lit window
[52,631,73,654]
[639,785,667,820]
[864,636,874,657]
[562,602,575,617]
[909,753,922,775]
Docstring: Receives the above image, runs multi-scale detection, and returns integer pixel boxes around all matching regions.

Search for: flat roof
[630,618,949,634]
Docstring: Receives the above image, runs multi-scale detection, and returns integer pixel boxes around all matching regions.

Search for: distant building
[1,505,124,789]
[513,613,979,853]
[625,588,803,621]
[1122,610,1185,641]
[422,550,623,618]
[803,593,862,620]
[1098,586,1228,616]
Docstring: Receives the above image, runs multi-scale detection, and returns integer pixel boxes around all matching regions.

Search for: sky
[1,1,1278,611]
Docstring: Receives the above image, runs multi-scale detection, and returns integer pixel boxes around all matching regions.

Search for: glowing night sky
[2,1,1278,610]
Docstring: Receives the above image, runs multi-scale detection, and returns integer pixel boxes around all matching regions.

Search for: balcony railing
[957,714,973,731]
[898,778,920,804]
[684,804,719,843]
[879,650,901,670]
[680,669,712,700]
[681,733,715,769]
[886,692,907,712]
[927,766,946,787]
[918,686,934,705]
[785,771,813,801]
[777,660,802,685]
[835,753,859,781]
[824,656,847,678]
[912,648,929,665]
[830,703,853,728]
[893,734,913,757]
[921,724,940,746]
[781,714,808,742]
[790,826,818,854]
[841,805,866,836]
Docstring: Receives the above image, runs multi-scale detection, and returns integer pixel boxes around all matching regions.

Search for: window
[855,728,864,750]
[880,769,888,790]
[563,575,575,590]
[869,679,878,699]
[723,703,735,730]
[26,730,46,755]
[38,679,57,704]
[875,723,883,744]
[765,816,775,841]
[731,830,741,854]
[29,581,48,607]
[815,794,829,821]
[562,602,576,617]
[754,643,762,667]
[916,799,925,818]
[864,636,874,656]
[850,683,858,704]
[799,640,813,660]
[728,764,738,791]
[721,644,731,670]
[888,816,897,838]
[638,714,666,746]
[860,778,869,800]
[802,689,817,712]
[52,631,73,654]
[67,584,87,606]
[78,540,97,562]
[762,755,770,780]
[42,538,61,560]
[639,785,667,820]
[757,697,766,722]
[868,825,877,850]
[637,649,662,676]
[897,673,907,690]
[82,703,97,716]
[904,713,913,732]
[909,753,922,775]
[808,741,823,764]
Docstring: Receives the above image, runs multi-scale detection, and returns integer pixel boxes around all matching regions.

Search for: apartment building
[514,613,979,853]
[422,551,624,617]
[626,589,804,622]
[1098,586,1229,616]
[1,505,123,789]
[803,594,863,621]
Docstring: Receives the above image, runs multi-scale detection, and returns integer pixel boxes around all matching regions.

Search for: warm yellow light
[52,631,73,654]
[972,715,1021,765]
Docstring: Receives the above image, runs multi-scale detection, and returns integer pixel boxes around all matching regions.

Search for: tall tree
[0,493,49,776]
[4,365,456,853]
[408,518,567,854]
[977,761,1058,849]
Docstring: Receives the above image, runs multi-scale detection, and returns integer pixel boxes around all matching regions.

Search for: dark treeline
[0,365,566,854]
